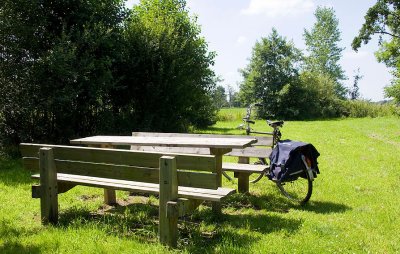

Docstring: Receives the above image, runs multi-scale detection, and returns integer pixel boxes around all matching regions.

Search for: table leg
[89,144,117,205]
[236,156,250,193]
[209,148,231,215]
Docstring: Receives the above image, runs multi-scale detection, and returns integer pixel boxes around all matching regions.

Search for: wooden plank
[132,132,273,146]
[226,147,272,158]
[70,136,256,149]
[159,156,178,247]
[26,158,218,189]
[31,173,234,202]
[130,146,210,155]
[39,148,58,225]
[235,172,250,193]
[20,143,216,172]
[222,162,268,173]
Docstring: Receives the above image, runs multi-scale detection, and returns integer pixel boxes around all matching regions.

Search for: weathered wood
[175,198,203,217]
[31,174,234,201]
[70,135,257,149]
[20,143,216,172]
[222,162,268,173]
[25,158,218,189]
[32,185,41,198]
[159,156,178,247]
[131,132,273,146]
[235,172,250,193]
[39,148,58,225]
[57,182,76,194]
[226,147,272,158]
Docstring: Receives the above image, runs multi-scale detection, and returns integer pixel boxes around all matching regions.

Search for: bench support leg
[39,148,58,225]
[104,189,117,205]
[235,172,250,193]
[237,156,250,193]
[159,156,178,247]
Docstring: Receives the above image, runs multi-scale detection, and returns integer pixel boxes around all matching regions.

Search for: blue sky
[126,0,392,101]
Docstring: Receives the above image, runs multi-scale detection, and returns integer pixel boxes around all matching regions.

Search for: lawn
[1,109,399,253]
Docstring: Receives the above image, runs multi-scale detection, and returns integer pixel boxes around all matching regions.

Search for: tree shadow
[0,158,35,186]
[0,221,41,254]
[55,197,305,251]
[0,242,41,254]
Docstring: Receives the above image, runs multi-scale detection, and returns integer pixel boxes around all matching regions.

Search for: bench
[130,132,274,193]
[20,143,235,247]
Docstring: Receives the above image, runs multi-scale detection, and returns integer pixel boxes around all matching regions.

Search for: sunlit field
[1,108,399,253]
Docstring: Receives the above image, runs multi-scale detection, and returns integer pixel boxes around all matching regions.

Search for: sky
[126,0,393,102]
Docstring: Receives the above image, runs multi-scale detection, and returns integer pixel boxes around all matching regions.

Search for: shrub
[341,100,398,118]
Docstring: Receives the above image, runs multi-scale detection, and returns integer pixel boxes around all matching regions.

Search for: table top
[70,135,257,149]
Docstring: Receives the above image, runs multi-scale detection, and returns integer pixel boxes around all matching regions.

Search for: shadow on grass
[55,198,304,251]
[0,221,41,254]
[0,242,41,254]
[0,158,34,186]
[299,200,351,214]
[224,193,351,214]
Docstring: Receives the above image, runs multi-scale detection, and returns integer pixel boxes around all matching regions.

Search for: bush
[341,100,398,118]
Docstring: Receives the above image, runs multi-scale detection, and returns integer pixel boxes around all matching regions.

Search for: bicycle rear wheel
[275,165,313,205]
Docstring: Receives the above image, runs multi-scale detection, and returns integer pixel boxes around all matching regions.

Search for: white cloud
[241,0,315,17]
[236,36,248,46]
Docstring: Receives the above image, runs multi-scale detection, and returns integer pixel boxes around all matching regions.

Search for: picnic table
[70,135,257,212]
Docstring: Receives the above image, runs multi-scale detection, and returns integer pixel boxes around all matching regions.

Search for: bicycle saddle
[243,118,255,124]
[267,120,284,127]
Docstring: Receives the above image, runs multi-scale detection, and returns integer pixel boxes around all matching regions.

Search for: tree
[212,86,228,109]
[0,0,128,147]
[0,0,218,152]
[352,0,400,103]
[111,0,217,132]
[239,28,302,118]
[304,6,347,97]
[349,68,363,100]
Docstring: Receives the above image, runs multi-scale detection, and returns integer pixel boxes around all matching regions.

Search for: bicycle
[237,103,314,204]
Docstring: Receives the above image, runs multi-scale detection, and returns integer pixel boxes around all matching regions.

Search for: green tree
[304,6,347,97]
[0,0,128,147]
[110,0,217,132]
[352,0,400,103]
[239,28,302,118]
[212,86,228,109]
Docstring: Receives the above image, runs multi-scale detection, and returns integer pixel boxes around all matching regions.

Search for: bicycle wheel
[275,165,313,205]
[250,158,267,183]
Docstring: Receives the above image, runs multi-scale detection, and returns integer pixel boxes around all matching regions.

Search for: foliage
[211,86,228,109]
[352,0,400,102]
[304,6,347,97]
[276,71,342,120]
[239,28,302,118]
[110,0,217,132]
[0,0,217,150]
[0,0,128,147]
[349,68,363,100]
[341,100,397,118]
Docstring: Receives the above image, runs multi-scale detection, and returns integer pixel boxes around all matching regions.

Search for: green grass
[1,109,400,253]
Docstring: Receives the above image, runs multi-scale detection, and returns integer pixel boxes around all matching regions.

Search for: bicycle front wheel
[275,166,313,205]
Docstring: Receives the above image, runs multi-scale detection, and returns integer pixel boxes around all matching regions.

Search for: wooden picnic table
[70,135,257,212]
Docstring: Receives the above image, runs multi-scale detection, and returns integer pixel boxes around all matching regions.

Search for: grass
[1,108,400,253]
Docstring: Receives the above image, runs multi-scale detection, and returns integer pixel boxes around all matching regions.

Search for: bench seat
[31,173,235,202]
[222,162,268,174]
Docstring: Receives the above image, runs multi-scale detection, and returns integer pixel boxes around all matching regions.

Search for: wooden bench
[20,143,235,247]
[130,132,274,193]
